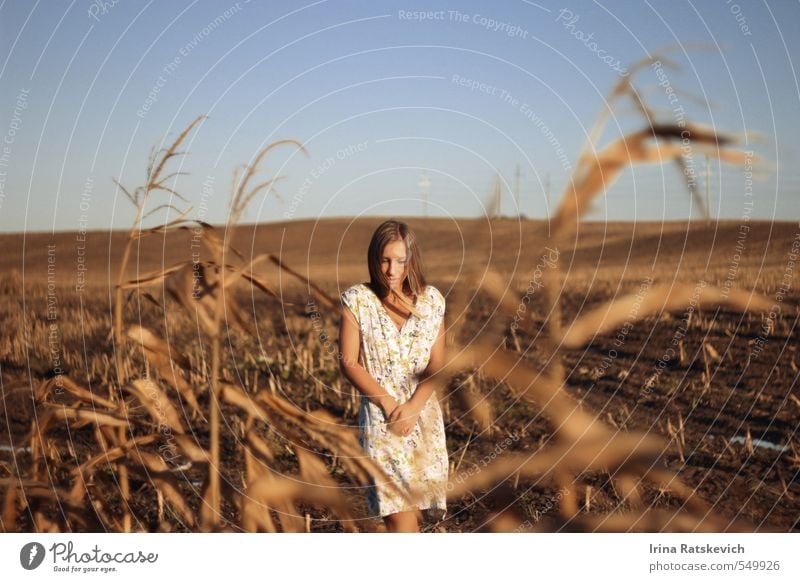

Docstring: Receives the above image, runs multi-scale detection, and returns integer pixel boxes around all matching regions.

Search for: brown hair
[367,219,426,310]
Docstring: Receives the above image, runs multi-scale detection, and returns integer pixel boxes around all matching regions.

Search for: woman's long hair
[367,219,426,314]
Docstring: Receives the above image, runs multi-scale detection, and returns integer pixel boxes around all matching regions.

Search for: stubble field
[1,216,798,532]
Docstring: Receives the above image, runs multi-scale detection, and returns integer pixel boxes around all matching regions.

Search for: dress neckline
[362,283,423,335]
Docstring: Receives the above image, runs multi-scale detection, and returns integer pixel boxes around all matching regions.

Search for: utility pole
[514,163,521,217]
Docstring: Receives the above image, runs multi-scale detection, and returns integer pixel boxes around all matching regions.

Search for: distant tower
[514,163,521,217]
[418,171,431,217]
[487,173,503,219]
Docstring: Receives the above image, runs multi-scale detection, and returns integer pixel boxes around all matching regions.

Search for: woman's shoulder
[424,284,445,306]
[341,282,371,301]
[340,283,369,316]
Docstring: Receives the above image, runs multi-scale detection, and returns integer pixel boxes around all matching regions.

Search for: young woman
[339,219,448,533]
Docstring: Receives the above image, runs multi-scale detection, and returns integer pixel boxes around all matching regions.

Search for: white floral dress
[340,282,449,518]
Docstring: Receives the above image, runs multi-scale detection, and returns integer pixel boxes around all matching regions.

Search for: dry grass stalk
[126,325,203,418]
[426,50,772,531]
[111,115,205,530]
[201,139,305,529]
[558,285,771,349]
[113,115,205,382]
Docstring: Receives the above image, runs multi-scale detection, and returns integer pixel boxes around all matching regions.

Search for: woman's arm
[338,305,398,417]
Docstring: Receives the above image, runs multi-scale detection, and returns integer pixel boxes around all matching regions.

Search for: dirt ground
[1,217,798,532]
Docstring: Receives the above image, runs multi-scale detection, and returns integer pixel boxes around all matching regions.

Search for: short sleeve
[340,285,361,324]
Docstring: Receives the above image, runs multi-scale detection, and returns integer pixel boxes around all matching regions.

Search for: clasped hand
[385,400,421,437]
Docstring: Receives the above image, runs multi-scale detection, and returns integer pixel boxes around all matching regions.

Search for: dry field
[2,51,797,533]
[1,216,798,532]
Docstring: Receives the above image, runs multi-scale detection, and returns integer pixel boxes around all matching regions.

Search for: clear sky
[1,0,798,233]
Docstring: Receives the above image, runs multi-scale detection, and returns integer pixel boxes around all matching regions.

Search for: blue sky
[0,0,798,233]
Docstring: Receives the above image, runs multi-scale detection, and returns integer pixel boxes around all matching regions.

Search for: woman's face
[381,239,407,291]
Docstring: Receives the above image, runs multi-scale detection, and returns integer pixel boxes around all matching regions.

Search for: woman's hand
[379,396,399,420]
[387,400,422,437]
